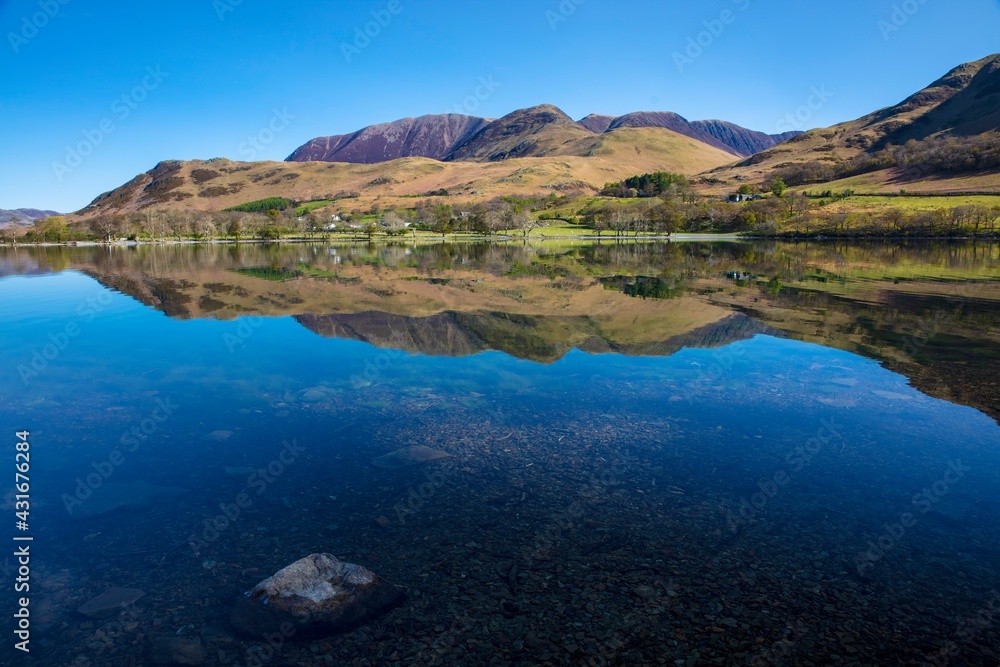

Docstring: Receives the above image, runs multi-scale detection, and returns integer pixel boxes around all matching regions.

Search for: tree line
[4,193,998,246]
[777,133,1000,187]
[600,171,693,199]
[576,195,999,237]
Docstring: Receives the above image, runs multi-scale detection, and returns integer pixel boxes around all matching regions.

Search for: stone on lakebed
[371,445,452,470]
[149,636,207,665]
[230,553,405,639]
[68,481,187,520]
[77,587,146,619]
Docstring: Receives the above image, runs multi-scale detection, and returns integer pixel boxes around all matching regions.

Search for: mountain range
[72,53,1000,217]
[0,208,61,226]
[286,106,799,164]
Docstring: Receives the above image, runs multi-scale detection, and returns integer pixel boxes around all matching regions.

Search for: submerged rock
[77,587,146,618]
[371,445,452,470]
[299,387,330,401]
[230,553,405,639]
[149,636,206,665]
[67,481,187,519]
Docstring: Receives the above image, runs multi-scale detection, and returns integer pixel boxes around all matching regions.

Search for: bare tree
[479,208,505,236]
[1,224,25,246]
[383,211,406,235]
[144,210,167,242]
[89,215,125,244]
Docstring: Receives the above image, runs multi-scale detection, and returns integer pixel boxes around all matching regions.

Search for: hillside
[286,114,491,163]
[577,114,615,134]
[701,53,1000,193]
[76,128,736,216]
[448,105,593,161]
[607,112,797,156]
[689,119,800,157]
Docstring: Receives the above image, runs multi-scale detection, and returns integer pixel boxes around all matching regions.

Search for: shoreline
[3,232,999,248]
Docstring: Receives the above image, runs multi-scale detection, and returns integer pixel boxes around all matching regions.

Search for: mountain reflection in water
[5,240,997,419]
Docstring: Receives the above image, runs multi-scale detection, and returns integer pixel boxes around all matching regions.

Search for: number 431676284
[15,432,30,517]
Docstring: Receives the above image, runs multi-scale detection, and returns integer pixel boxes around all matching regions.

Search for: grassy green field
[531,222,594,237]
[294,200,336,215]
[816,194,1000,212]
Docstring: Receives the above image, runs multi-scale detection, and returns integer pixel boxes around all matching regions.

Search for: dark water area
[1,240,999,666]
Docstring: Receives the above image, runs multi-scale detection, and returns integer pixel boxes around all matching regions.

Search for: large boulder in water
[230,553,405,639]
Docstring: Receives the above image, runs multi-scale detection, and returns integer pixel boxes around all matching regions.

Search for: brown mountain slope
[872,54,1000,146]
[689,120,801,157]
[607,113,799,157]
[577,114,615,134]
[701,53,1000,191]
[609,112,736,154]
[286,114,492,163]
[448,105,592,161]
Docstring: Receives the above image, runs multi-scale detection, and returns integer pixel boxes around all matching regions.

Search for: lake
[1,240,999,666]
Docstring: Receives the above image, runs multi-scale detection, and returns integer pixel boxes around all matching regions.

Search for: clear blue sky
[1,0,998,212]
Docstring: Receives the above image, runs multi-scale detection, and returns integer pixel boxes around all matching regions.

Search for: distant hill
[702,53,1000,192]
[286,114,491,163]
[577,114,615,134]
[606,112,799,156]
[448,105,594,161]
[76,126,737,217]
[0,208,60,226]
[286,104,800,165]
